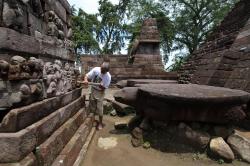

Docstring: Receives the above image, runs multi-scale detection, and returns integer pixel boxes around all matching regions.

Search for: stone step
[73,127,96,166]
[0,88,82,132]
[51,114,94,166]
[0,97,84,163]
[36,108,87,166]
[0,153,37,166]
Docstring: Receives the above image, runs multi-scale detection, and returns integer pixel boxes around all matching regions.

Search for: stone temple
[81,18,177,82]
[0,0,94,165]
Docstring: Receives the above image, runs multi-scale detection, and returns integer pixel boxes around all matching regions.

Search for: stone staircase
[0,88,95,166]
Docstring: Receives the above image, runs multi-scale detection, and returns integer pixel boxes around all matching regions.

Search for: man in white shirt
[83,62,111,130]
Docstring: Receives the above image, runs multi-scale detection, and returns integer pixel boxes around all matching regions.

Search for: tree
[96,0,130,54]
[72,8,101,54]
[161,0,239,55]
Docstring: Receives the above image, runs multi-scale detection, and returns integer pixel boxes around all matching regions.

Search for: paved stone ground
[81,88,249,166]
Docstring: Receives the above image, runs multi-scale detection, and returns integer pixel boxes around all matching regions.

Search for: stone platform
[114,84,250,124]
[126,79,177,87]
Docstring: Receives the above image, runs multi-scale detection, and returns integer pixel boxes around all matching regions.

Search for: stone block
[209,137,234,162]
[0,153,37,166]
[0,129,37,163]
[0,96,84,163]
[0,27,75,62]
[0,88,82,132]
[227,130,250,163]
[51,116,93,166]
[30,96,84,145]
[36,109,87,166]
[72,127,96,166]
[177,123,210,150]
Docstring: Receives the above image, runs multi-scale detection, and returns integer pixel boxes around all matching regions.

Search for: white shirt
[86,67,111,89]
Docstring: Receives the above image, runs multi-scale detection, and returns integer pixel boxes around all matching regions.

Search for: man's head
[101,62,109,74]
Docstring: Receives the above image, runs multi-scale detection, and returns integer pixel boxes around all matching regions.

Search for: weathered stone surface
[136,84,249,124]
[128,116,143,131]
[0,96,84,163]
[109,99,134,116]
[214,126,233,139]
[0,153,37,166]
[177,123,210,150]
[131,127,143,139]
[0,88,82,132]
[114,87,138,107]
[127,79,177,87]
[116,80,128,88]
[36,109,87,166]
[227,130,250,163]
[138,84,250,104]
[73,127,96,166]
[0,28,75,62]
[51,116,93,166]
[114,121,127,130]
[209,137,235,162]
[0,129,37,163]
[131,137,143,147]
[30,96,84,145]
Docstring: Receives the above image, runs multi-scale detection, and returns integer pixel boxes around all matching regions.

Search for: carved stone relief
[0,55,80,109]
[2,0,25,32]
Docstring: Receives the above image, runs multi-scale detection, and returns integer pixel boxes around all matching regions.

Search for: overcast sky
[68,0,120,14]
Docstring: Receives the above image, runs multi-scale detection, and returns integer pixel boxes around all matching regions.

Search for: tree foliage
[96,0,130,54]
[72,8,100,54]
[161,0,239,55]
[71,0,130,55]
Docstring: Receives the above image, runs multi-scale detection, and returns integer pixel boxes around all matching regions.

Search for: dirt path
[82,115,248,166]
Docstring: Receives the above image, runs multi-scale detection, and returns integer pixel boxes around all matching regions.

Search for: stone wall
[178,0,250,92]
[81,55,177,83]
[0,1,94,165]
[0,0,74,62]
[0,0,79,110]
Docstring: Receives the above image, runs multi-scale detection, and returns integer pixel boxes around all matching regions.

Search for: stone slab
[73,127,96,166]
[126,79,177,87]
[0,88,82,132]
[227,130,250,163]
[138,84,250,104]
[0,153,37,166]
[0,128,37,163]
[0,27,75,62]
[52,115,94,166]
[36,108,87,166]
[134,84,249,124]
[0,96,84,163]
